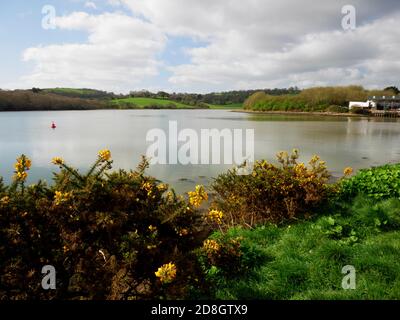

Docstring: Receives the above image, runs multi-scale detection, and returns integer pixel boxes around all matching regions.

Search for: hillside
[243,86,396,112]
[42,88,114,100]
[110,97,197,109]
[0,89,106,111]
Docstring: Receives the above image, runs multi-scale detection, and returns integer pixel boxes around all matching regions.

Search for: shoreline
[231,109,366,117]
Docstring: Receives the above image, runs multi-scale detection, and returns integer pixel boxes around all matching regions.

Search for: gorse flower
[203,239,220,253]
[52,157,65,166]
[155,262,177,284]
[294,162,306,174]
[207,209,224,225]
[54,191,72,206]
[98,149,111,162]
[157,183,168,192]
[0,196,10,206]
[142,182,154,196]
[13,155,31,182]
[142,182,152,192]
[25,159,32,170]
[16,171,28,181]
[148,225,157,232]
[177,228,189,236]
[188,185,208,208]
[343,167,353,176]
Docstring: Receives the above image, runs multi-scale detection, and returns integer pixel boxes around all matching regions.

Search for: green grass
[208,103,243,109]
[202,196,400,300]
[112,97,243,109]
[111,97,192,109]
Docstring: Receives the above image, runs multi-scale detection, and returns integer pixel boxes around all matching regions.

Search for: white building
[348,100,376,110]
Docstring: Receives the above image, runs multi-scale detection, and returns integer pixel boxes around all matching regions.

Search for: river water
[1,109,399,193]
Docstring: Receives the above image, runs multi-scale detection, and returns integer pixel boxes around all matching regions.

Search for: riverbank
[233,109,365,117]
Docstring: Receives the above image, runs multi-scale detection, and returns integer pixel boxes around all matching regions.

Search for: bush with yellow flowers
[0,152,208,300]
[211,149,335,228]
[196,234,266,283]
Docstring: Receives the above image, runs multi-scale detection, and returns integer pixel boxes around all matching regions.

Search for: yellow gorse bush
[0,153,206,300]
[211,150,333,228]
[155,262,177,284]
[188,185,208,208]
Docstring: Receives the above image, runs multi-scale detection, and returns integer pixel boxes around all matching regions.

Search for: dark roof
[368,95,400,100]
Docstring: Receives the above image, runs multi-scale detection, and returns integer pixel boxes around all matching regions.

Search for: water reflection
[0,110,399,193]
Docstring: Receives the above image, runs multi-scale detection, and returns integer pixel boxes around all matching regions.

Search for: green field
[207,103,243,109]
[112,97,243,109]
[111,97,193,109]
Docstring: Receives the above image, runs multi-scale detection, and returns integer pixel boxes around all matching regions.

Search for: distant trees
[384,86,400,95]
[157,91,170,99]
[0,90,106,111]
[244,86,394,112]
[126,87,301,106]
[44,88,114,100]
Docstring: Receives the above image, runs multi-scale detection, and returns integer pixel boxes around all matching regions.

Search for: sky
[0,0,399,93]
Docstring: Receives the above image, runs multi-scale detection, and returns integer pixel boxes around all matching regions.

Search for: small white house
[348,100,376,110]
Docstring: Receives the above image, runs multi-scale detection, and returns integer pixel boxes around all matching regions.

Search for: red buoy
[51,122,57,129]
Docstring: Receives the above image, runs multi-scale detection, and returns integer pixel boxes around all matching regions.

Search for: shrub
[350,106,370,115]
[211,150,335,228]
[326,105,349,113]
[0,152,208,300]
[340,163,400,201]
[143,103,178,109]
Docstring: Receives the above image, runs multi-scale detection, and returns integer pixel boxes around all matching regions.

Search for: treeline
[243,86,397,112]
[0,90,107,111]
[128,87,300,106]
[42,88,115,100]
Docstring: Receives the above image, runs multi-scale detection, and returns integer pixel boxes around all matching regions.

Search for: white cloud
[22,12,166,92]
[84,2,97,10]
[19,0,400,92]
[121,0,400,91]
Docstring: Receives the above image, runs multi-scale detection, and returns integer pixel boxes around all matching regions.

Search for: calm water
[1,109,400,193]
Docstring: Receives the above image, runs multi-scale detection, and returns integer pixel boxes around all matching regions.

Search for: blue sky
[0,0,200,92]
[0,1,86,85]
[0,0,399,93]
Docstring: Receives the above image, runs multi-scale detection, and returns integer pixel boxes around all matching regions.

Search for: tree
[384,86,400,95]
[157,91,170,99]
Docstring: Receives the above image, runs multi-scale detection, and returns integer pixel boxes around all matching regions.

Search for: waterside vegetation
[1,150,399,300]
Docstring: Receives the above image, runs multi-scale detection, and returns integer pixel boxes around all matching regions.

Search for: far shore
[232,109,367,117]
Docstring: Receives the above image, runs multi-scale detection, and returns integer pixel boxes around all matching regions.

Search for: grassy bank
[110,97,196,109]
[202,197,400,299]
